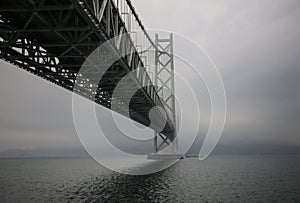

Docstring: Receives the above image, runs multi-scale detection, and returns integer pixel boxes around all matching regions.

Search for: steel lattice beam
[0,0,175,139]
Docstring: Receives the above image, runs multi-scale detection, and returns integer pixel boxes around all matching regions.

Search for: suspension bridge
[0,0,180,157]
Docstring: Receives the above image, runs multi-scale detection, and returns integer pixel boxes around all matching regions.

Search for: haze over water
[0,0,300,202]
[1,156,299,202]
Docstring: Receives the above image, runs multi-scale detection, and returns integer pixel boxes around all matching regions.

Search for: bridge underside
[0,0,175,139]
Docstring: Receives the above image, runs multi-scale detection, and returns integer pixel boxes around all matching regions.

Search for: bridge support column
[148,33,183,159]
[151,33,180,155]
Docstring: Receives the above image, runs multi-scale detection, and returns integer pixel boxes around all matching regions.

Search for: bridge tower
[152,33,179,156]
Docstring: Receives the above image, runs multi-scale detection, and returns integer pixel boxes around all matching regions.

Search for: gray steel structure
[153,33,177,153]
[0,0,177,148]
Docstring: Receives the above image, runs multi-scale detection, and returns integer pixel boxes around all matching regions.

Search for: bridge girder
[0,0,175,139]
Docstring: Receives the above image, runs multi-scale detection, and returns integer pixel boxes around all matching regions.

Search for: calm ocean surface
[0,156,299,202]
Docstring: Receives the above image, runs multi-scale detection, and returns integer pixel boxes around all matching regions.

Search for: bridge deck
[0,0,175,138]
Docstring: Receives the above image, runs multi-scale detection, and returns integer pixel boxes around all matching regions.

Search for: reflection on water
[67,165,179,202]
[0,156,300,202]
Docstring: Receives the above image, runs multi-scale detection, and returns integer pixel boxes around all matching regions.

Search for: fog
[0,0,300,156]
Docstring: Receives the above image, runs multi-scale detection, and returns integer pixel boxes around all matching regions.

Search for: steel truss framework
[154,34,177,153]
[0,0,175,141]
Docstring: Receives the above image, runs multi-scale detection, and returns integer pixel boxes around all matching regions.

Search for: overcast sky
[0,0,300,156]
